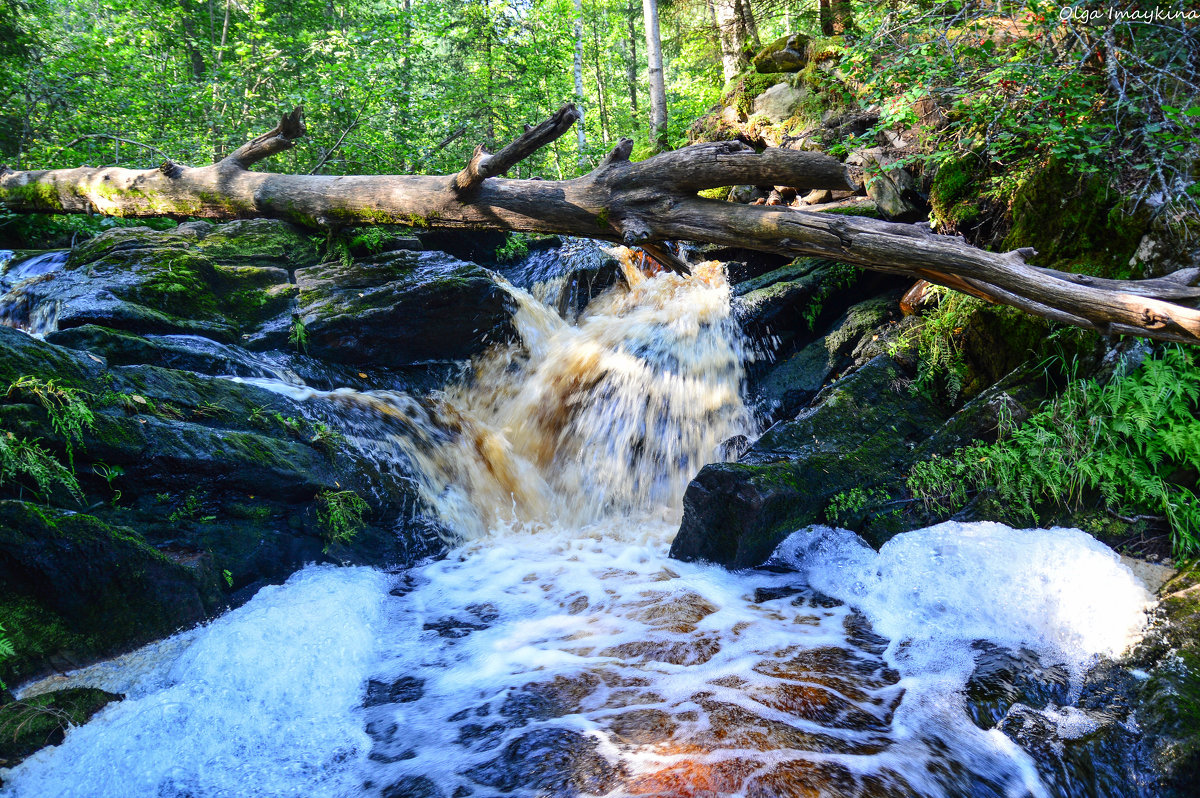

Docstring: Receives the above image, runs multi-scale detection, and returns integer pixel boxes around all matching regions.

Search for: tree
[4,106,1199,344]
[713,0,753,83]
[642,0,668,151]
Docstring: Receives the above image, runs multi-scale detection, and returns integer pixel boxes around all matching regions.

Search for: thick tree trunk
[3,107,1199,343]
[642,0,668,151]
[714,0,752,83]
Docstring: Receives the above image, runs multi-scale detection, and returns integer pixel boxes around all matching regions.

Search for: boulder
[670,356,948,568]
[753,34,812,73]
[863,155,928,223]
[752,83,809,124]
[0,500,221,681]
[295,250,518,368]
[0,222,305,342]
[734,257,866,356]
[754,293,902,420]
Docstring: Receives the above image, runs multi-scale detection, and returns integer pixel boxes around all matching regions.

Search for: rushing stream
[1,250,1153,797]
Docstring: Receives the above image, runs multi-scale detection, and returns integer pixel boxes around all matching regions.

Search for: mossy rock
[671,356,948,567]
[753,33,812,74]
[0,500,221,684]
[193,219,321,268]
[722,71,785,118]
[929,155,985,228]
[0,687,122,767]
[735,258,864,355]
[296,250,518,368]
[1003,160,1149,279]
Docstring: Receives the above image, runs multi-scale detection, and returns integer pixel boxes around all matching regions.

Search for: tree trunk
[642,0,668,151]
[573,0,588,165]
[713,0,752,83]
[625,0,639,117]
[3,106,1200,344]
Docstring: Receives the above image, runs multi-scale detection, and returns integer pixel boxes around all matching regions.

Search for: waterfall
[1,248,1153,798]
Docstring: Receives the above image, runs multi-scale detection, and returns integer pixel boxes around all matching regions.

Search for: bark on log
[2,105,1199,344]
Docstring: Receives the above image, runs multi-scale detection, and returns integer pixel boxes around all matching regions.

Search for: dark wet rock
[671,356,947,568]
[295,251,517,368]
[1125,563,1200,797]
[423,617,489,639]
[0,222,310,344]
[752,584,842,608]
[0,687,122,767]
[997,704,1139,798]
[466,727,619,797]
[382,775,444,798]
[964,642,1071,730]
[0,500,221,682]
[364,676,425,707]
[0,325,445,685]
[753,293,903,420]
[495,240,622,319]
[499,673,601,723]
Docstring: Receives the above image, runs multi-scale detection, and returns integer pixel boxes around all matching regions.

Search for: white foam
[1,566,389,798]
[774,521,1153,678]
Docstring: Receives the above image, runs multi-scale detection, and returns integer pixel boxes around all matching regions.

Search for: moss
[0,182,63,211]
[0,594,97,685]
[930,156,986,227]
[722,71,784,118]
[1003,160,1150,279]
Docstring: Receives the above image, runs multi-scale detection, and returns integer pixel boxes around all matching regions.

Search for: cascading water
[0,250,68,335]
[1,249,1153,798]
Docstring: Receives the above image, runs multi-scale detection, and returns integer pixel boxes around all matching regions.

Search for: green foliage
[289,316,309,354]
[348,226,397,255]
[889,287,981,400]
[826,486,895,526]
[316,489,368,551]
[802,261,860,330]
[909,345,1200,560]
[167,491,214,525]
[309,423,348,456]
[495,232,531,264]
[833,1,1199,214]
[0,432,80,501]
[0,622,15,690]
[5,376,94,469]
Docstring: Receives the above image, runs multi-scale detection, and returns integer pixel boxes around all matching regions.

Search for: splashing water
[1,248,1154,798]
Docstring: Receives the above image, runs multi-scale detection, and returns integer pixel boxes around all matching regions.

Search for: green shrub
[909,345,1200,560]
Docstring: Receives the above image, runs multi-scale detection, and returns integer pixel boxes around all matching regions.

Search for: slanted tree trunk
[3,106,1200,344]
[642,0,668,151]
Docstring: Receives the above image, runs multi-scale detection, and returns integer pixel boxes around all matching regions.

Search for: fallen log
[2,104,1198,343]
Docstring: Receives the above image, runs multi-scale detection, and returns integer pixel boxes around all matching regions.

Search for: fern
[0,432,82,500]
[909,345,1200,560]
[5,376,95,470]
[0,622,13,690]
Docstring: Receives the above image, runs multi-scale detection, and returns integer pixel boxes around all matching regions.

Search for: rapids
[0,248,1153,798]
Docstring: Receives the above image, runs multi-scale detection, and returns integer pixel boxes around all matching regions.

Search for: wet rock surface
[295,250,518,368]
[0,219,534,697]
[671,355,948,567]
